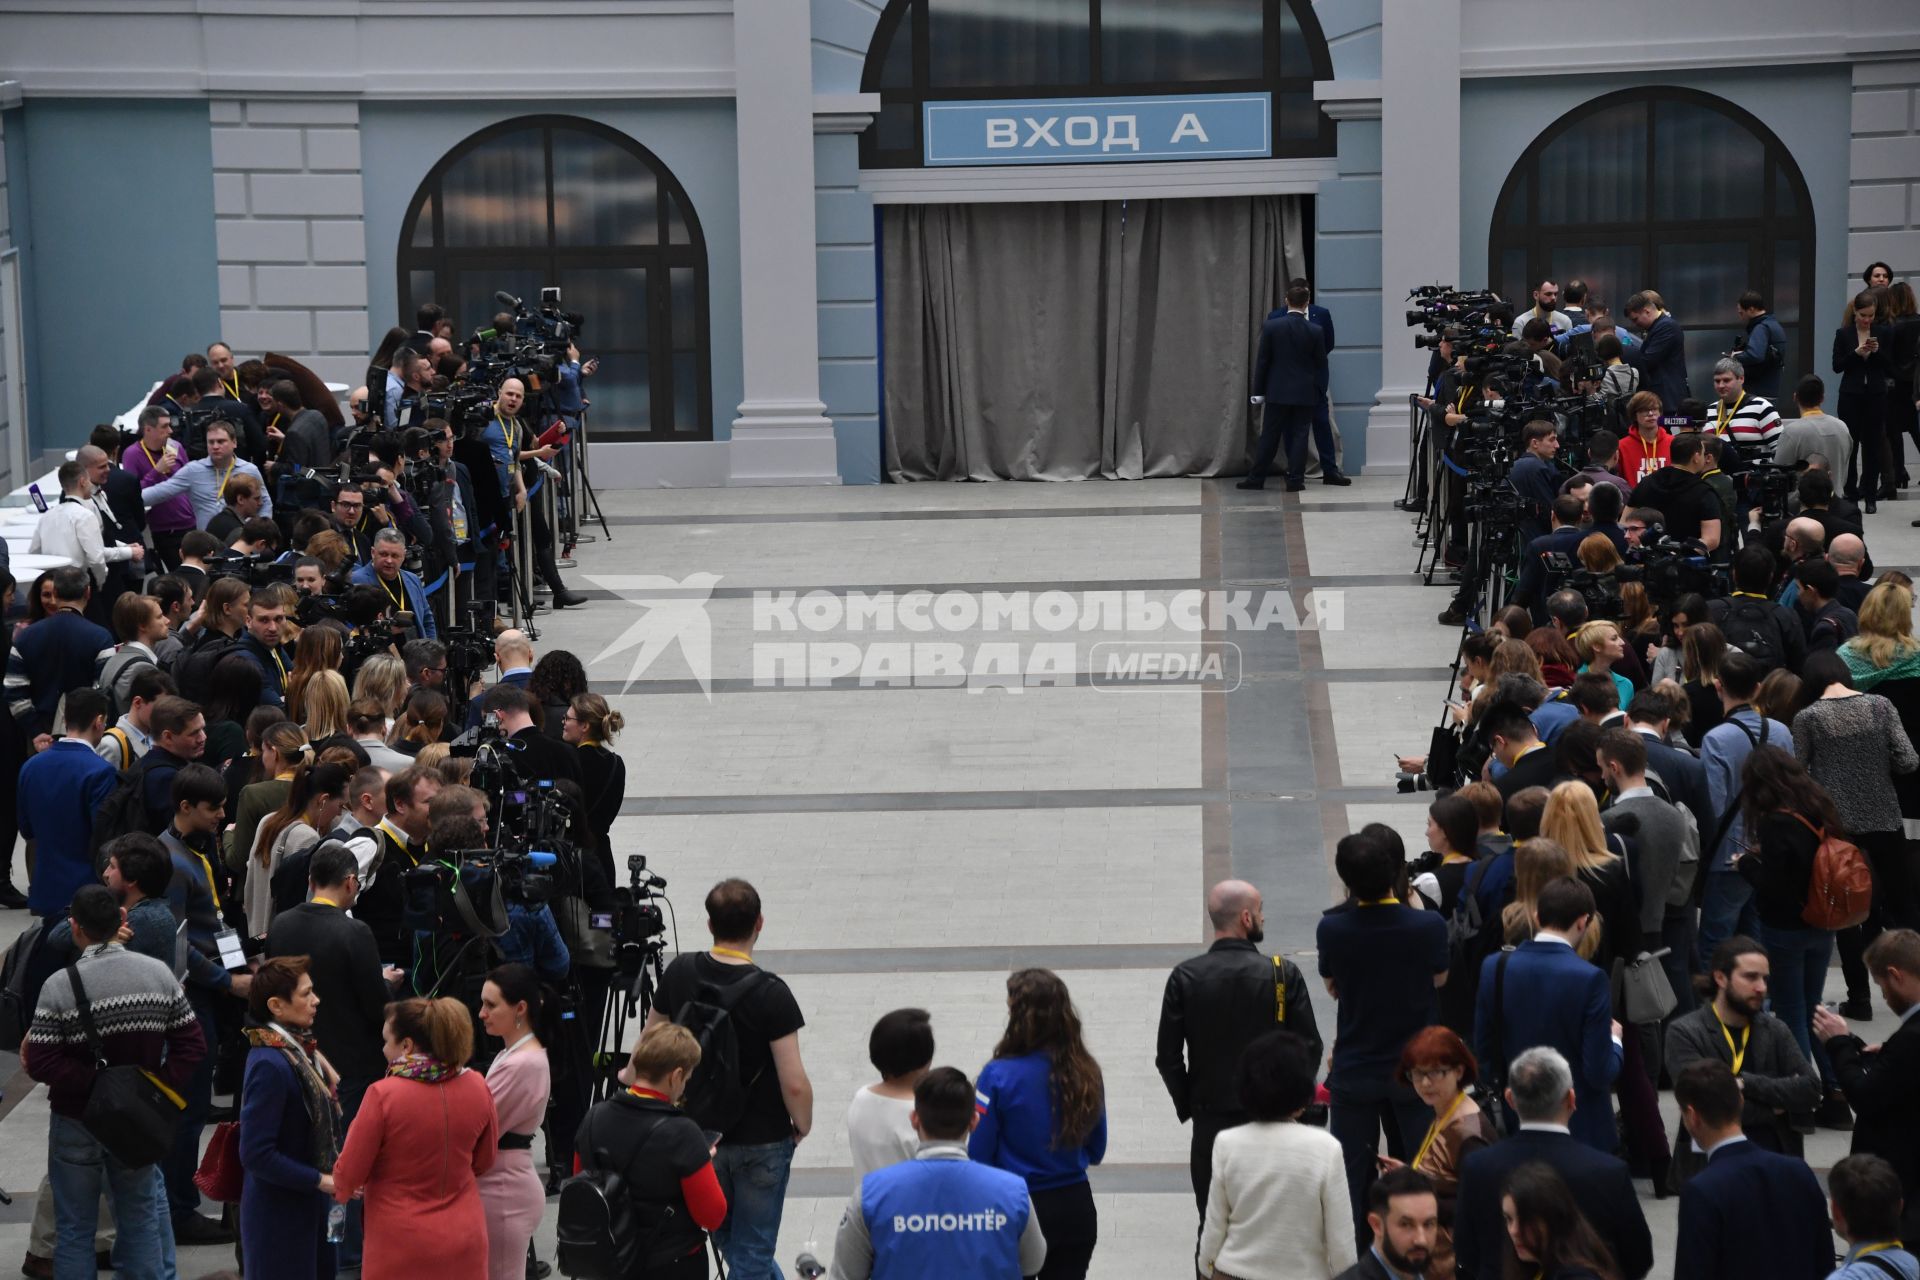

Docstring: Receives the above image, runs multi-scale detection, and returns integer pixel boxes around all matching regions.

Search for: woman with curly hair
[970,969,1107,1280]
[529,651,589,739]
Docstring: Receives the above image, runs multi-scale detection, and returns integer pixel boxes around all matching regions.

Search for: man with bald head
[1830,533,1873,610]
[467,628,537,730]
[484,376,585,609]
[1157,879,1321,1216]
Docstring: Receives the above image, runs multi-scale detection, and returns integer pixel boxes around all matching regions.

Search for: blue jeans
[49,1114,169,1280]
[1696,871,1758,973]
[711,1138,795,1280]
[1328,1074,1432,1249]
[1758,921,1837,1088]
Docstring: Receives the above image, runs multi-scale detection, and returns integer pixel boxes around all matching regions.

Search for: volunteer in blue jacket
[831,1067,1046,1280]
[970,968,1108,1280]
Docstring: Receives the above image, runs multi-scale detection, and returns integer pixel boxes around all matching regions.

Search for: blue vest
[861,1155,1031,1279]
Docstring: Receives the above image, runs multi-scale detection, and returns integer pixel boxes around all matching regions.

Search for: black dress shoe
[553,590,590,609]
[1321,473,1353,486]
[1866,498,1878,515]
[1437,605,1469,627]
[1235,478,1265,490]
[0,882,27,910]
[172,1213,234,1245]
[1840,997,1874,1020]
[1284,481,1306,492]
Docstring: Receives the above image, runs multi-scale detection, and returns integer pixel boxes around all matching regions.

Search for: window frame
[1488,87,1816,386]
[857,0,1335,168]
[397,114,714,444]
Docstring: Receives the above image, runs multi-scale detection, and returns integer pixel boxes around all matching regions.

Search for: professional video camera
[208,552,293,590]
[595,854,672,1099]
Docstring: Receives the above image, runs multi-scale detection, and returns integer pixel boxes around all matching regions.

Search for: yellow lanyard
[222,372,240,401]
[1413,1092,1466,1169]
[312,895,341,909]
[712,947,753,962]
[1856,1243,1905,1258]
[1714,392,1745,435]
[140,441,168,470]
[497,415,517,454]
[1713,1005,1749,1075]
[1272,955,1287,1024]
[1454,386,1471,415]
[377,574,404,610]
[1358,898,1399,907]
[269,647,287,687]
[214,460,236,498]
[190,846,222,914]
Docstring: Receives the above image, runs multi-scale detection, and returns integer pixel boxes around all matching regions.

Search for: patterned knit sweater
[22,942,205,1118]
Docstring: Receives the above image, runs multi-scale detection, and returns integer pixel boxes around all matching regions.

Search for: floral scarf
[245,1024,341,1172]
[388,1051,461,1084]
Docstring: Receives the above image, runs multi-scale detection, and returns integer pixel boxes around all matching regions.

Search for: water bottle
[326,1201,346,1244]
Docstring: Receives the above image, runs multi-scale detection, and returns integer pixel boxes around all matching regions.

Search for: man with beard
[1155,879,1321,1217]
[1337,1169,1439,1280]
[1815,929,1920,1242]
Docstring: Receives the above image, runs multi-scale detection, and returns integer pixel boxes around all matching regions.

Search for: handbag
[1622,948,1677,1024]
[66,961,186,1169]
[194,1121,244,1203]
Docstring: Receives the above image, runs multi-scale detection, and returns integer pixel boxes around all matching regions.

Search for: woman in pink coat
[332,997,499,1280]
[476,964,555,1280]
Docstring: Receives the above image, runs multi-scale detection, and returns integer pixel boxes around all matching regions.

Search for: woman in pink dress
[476,964,554,1280]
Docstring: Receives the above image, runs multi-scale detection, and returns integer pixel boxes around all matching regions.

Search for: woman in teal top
[1574,619,1634,712]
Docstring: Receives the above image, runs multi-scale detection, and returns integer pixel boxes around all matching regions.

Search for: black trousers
[1248,401,1331,485]
[1838,830,1912,998]
[1030,1180,1097,1280]
[1188,1112,1244,1218]
[150,528,187,573]
[1841,390,1888,499]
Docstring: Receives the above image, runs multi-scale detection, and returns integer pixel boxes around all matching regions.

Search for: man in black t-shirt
[1627,431,1724,553]
[649,878,812,1280]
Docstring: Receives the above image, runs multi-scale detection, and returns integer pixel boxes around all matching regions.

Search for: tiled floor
[3,468,1902,1278]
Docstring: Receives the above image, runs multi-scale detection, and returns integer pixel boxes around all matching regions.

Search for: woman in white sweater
[1199,1030,1356,1280]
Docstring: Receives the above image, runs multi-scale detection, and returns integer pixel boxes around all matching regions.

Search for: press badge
[215,928,247,971]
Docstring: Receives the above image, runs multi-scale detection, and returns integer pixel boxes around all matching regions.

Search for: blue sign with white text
[922,93,1273,167]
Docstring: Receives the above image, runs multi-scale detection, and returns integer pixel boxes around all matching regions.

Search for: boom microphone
[494,290,523,310]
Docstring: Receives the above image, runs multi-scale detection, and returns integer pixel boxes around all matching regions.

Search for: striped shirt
[1708,392,1782,461]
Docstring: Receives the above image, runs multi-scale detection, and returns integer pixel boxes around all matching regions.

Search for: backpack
[172,629,240,705]
[1793,813,1874,930]
[672,968,774,1136]
[1719,598,1787,671]
[0,919,76,1052]
[1447,856,1501,980]
[555,1107,657,1280]
[88,753,163,866]
[95,648,158,723]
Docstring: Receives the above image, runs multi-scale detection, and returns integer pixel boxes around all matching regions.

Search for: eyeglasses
[1407,1067,1458,1085]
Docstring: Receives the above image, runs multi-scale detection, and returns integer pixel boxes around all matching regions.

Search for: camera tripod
[594,938,667,1102]
[561,409,611,558]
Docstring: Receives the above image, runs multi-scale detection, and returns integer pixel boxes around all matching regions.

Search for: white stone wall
[1852,61,1920,278]
[211,97,369,390]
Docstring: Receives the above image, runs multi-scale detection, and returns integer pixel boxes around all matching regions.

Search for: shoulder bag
[66,961,186,1168]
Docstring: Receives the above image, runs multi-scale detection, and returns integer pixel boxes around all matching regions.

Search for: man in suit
[1453,1046,1651,1280]
[1335,1167,1439,1280]
[1671,1059,1832,1280]
[466,629,537,730]
[1474,878,1622,1150]
[354,764,442,966]
[1240,281,1343,492]
[1482,699,1567,801]
[17,690,117,917]
[1815,928,1920,1240]
[1626,289,1692,413]
[1288,277,1342,478]
[1624,689,1713,835]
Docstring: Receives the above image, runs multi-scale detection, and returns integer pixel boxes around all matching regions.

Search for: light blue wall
[358,99,743,441]
[1315,118,1383,471]
[8,99,219,456]
[1460,67,1852,349]
[814,133,881,484]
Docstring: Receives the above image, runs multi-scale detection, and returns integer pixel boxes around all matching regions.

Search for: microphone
[528,850,558,868]
[494,291,523,310]
[794,1254,825,1279]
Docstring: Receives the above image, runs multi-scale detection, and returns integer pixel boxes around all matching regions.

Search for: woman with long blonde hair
[1841,580,1920,687]
[302,670,351,743]
[1502,840,1600,959]
[353,653,410,725]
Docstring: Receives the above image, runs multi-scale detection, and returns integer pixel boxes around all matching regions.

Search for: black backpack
[556,1108,662,1280]
[172,630,240,705]
[673,968,773,1136]
[1719,598,1787,671]
[88,754,163,866]
[0,920,75,1052]
[1447,856,1502,980]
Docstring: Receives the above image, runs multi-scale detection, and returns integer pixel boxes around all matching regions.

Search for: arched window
[398,115,712,442]
[1489,88,1815,398]
[859,0,1334,168]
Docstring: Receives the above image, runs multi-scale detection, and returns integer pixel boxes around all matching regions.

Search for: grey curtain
[883,194,1306,482]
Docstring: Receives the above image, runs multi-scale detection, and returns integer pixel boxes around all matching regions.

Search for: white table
[11,552,76,573]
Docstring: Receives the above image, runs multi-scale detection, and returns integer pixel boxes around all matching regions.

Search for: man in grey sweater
[1664,935,1820,1191]
[1599,729,1699,1027]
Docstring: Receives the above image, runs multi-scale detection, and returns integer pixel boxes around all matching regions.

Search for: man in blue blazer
[1240,281,1342,491]
[1452,1046,1653,1280]
[1474,877,1622,1151]
[1671,1059,1832,1280]
[1290,277,1341,477]
[1625,290,1692,412]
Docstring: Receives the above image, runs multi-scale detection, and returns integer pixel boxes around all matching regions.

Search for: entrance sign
[922,93,1272,167]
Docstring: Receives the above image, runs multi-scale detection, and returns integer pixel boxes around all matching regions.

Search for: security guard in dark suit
[1155,879,1322,1215]
[1241,282,1341,491]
